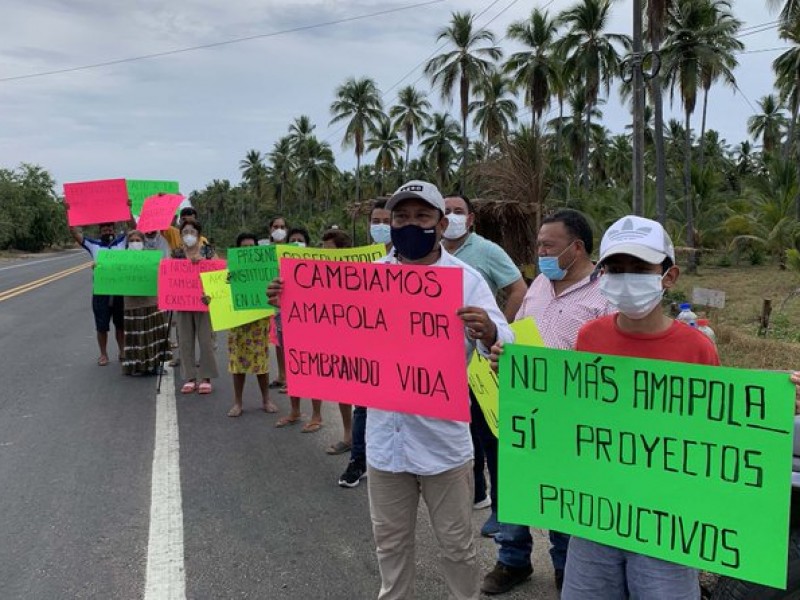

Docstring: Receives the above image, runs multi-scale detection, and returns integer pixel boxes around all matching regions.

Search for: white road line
[0,252,81,272]
[144,366,186,600]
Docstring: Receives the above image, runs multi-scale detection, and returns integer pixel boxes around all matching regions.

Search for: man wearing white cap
[361,180,513,600]
[561,215,719,599]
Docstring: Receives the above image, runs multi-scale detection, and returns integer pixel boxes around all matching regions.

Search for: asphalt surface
[0,250,561,599]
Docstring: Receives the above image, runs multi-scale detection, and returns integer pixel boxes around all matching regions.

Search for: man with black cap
[367,180,513,600]
[267,180,513,599]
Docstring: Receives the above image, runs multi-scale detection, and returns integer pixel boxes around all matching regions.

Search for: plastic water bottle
[676,303,698,328]
[697,319,716,343]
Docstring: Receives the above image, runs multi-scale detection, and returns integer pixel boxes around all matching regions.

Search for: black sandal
[268,380,285,389]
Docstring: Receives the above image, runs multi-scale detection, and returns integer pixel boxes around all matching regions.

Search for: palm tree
[769,0,800,28]
[424,11,502,192]
[469,71,518,149]
[239,149,267,205]
[774,16,800,219]
[646,0,675,225]
[297,137,337,209]
[367,116,405,194]
[696,1,742,173]
[504,8,562,129]
[748,94,788,156]
[419,112,461,190]
[556,0,629,189]
[267,137,293,211]
[329,77,384,205]
[389,86,431,178]
[662,0,742,271]
[286,116,318,210]
[774,20,800,158]
[549,85,604,181]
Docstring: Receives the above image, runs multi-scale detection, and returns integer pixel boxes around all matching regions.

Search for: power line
[0,0,445,84]
[323,0,520,145]
[731,80,758,114]
[738,23,780,38]
[738,46,790,55]
[380,0,507,99]
[738,19,779,34]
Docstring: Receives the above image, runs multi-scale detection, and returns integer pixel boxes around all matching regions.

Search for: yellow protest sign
[275,243,386,264]
[199,269,274,332]
[468,318,544,436]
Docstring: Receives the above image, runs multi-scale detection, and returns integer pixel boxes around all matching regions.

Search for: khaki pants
[367,462,478,600]
[176,311,218,381]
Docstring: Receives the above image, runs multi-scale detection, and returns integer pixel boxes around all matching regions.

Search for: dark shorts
[92,295,124,332]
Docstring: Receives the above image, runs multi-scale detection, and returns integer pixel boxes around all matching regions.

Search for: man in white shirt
[266,181,513,599]
[367,181,513,600]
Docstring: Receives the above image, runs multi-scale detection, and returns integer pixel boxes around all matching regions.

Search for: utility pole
[631,0,645,216]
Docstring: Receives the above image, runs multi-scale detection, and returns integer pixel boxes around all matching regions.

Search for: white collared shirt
[366,249,514,476]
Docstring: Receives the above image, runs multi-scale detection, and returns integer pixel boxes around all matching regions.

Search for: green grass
[671,264,800,369]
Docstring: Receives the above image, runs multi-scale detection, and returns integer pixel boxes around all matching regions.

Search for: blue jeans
[351,406,366,464]
[562,537,699,599]
[470,394,497,507]
[496,524,570,570]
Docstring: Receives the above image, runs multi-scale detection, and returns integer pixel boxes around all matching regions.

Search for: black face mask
[100,233,114,245]
[391,224,438,261]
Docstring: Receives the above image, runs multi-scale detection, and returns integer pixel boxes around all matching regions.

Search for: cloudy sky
[0,0,786,196]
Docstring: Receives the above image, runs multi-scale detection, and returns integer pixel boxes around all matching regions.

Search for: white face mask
[182,234,198,248]
[128,241,144,251]
[271,228,287,242]
[293,241,306,247]
[443,214,468,240]
[599,273,665,320]
[370,223,391,245]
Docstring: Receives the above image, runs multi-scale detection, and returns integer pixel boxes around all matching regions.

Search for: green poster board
[227,245,278,310]
[93,249,161,296]
[498,344,794,588]
[126,180,180,217]
[199,269,274,331]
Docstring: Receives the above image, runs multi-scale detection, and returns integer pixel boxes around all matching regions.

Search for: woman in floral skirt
[226,232,277,417]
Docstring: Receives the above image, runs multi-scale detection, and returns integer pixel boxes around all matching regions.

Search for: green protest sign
[93,250,161,296]
[126,180,180,216]
[227,245,278,310]
[498,345,794,588]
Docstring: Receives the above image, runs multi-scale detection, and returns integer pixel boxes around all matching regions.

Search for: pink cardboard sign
[281,258,469,421]
[158,258,227,312]
[63,178,131,226]
[137,194,184,233]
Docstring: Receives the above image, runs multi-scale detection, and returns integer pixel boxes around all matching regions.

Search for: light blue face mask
[538,241,576,281]
[370,223,391,245]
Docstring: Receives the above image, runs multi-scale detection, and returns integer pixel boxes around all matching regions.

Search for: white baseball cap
[386,180,446,213]
[599,215,676,265]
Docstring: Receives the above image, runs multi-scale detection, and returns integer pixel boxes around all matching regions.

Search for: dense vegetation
[3,0,800,264]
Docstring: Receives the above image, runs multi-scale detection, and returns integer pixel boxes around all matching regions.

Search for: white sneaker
[474,497,492,510]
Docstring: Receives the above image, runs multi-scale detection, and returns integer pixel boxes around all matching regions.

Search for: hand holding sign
[281,258,468,421]
[266,277,283,308]
[498,345,795,588]
[126,180,180,217]
[136,194,184,233]
[457,305,497,347]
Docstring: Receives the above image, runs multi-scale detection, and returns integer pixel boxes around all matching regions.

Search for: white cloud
[0,0,787,195]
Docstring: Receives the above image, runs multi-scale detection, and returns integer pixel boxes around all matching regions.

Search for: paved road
[0,251,561,599]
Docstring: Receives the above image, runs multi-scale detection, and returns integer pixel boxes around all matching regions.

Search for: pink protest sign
[158,258,227,312]
[63,178,131,226]
[281,258,469,421]
[137,194,184,233]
